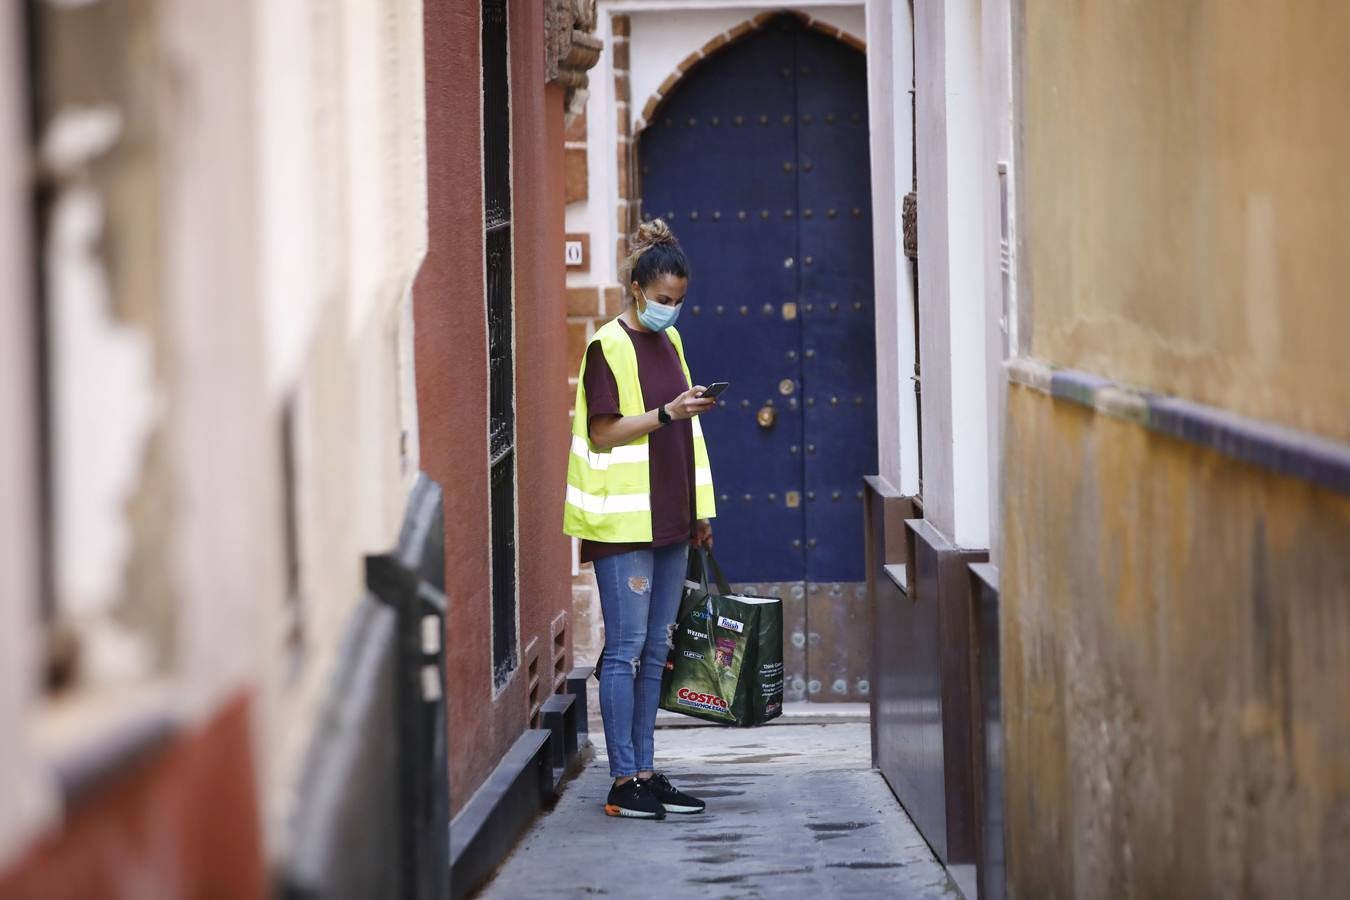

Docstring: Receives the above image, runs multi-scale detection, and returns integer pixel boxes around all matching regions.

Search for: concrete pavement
[475,720,960,899]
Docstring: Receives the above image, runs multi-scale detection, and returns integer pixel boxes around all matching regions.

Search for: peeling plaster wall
[36,0,179,686]
[1005,5,1350,892]
[2,0,429,880]
[1001,387,1350,897]
[1019,1,1350,442]
[250,0,428,848]
[1,0,276,884]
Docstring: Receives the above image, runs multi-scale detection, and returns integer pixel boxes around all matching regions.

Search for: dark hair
[624,218,690,288]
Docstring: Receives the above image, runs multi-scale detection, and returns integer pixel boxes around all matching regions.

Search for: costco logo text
[676,688,729,713]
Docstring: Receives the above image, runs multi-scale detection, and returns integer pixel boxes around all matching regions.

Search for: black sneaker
[642,773,705,814]
[604,778,666,820]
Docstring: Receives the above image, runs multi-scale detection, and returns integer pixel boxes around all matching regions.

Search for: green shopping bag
[659,549,784,726]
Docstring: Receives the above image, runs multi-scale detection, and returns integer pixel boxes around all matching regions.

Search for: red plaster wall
[416,0,571,817]
[0,694,265,900]
[510,11,572,728]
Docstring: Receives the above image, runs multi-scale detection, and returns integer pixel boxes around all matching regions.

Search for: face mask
[636,288,681,331]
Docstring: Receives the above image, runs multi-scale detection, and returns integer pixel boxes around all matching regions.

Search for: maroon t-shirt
[579,320,697,563]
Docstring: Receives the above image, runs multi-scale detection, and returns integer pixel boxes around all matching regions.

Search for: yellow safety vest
[563,318,717,542]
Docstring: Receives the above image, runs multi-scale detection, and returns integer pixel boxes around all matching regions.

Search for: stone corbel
[545,0,602,124]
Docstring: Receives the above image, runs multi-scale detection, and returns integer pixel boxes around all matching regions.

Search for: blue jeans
[595,542,688,778]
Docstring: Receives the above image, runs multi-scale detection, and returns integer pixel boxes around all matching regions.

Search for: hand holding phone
[698,381,730,399]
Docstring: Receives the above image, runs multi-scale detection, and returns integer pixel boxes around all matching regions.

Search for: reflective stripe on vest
[563,318,717,542]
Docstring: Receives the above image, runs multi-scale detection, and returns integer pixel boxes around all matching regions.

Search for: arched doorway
[639,14,876,703]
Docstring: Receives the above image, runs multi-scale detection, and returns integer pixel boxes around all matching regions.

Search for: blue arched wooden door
[639,15,876,702]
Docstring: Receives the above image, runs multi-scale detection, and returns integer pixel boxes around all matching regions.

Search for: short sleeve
[582,342,621,419]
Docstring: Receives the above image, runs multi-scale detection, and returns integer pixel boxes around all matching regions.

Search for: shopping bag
[692,548,784,725]
[659,548,784,726]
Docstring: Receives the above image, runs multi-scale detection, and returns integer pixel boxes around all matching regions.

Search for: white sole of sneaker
[661,804,704,814]
[604,804,663,819]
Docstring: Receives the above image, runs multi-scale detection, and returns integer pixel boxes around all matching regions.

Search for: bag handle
[696,546,732,595]
[687,546,710,593]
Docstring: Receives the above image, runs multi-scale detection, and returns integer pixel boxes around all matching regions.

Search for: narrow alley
[2,1,1348,899]
[478,712,961,899]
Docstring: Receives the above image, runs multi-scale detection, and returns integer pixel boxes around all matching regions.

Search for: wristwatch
[656,404,672,425]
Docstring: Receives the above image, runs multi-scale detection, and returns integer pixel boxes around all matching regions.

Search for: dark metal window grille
[482,0,511,229]
[486,226,514,459]
[483,0,517,686]
[489,449,517,683]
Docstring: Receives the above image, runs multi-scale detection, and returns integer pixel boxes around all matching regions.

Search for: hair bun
[633,218,677,252]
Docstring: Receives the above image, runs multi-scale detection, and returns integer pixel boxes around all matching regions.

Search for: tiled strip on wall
[1007,358,1350,496]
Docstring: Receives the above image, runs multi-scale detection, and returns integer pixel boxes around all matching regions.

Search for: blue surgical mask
[637,288,681,331]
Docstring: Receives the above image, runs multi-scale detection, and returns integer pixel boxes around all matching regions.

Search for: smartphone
[699,382,730,399]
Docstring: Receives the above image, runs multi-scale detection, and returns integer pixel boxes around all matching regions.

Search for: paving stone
[476,723,960,899]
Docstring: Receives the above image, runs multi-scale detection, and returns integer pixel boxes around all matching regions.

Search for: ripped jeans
[595,542,688,778]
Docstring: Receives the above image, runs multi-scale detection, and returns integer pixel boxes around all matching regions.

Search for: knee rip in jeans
[627,576,650,594]
[627,656,640,677]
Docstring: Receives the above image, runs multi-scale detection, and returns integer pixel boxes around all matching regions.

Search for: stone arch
[634,9,866,133]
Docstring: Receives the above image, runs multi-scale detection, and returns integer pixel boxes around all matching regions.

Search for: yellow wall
[1019,2,1350,441]
[1001,385,1350,896]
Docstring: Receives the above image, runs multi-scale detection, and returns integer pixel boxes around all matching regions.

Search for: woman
[563,219,717,820]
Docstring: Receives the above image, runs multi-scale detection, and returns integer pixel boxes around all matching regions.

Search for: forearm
[588,407,666,450]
